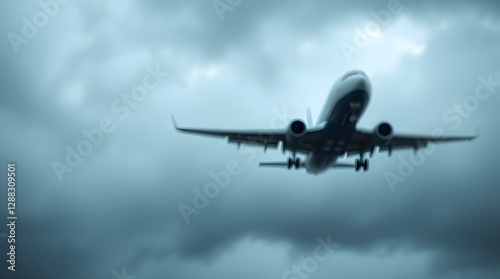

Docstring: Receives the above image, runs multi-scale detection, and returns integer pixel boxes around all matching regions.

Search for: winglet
[171,115,179,130]
[473,126,480,140]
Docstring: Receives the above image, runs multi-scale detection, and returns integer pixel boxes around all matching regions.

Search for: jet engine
[372,122,393,146]
[286,119,307,148]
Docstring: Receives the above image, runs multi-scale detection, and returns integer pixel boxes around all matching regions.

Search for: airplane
[172,70,477,175]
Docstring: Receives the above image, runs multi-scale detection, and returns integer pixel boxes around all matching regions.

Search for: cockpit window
[341,70,366,81]
[342,72,357,81]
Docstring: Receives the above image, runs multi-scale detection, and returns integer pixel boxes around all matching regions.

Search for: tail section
[306,108,314,127]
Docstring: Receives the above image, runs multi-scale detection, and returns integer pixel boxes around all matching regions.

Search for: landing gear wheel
[294,158,301,169]
[287,157,301,169]
[355,158,369,172]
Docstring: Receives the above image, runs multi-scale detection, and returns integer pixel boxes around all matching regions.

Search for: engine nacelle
[372,122,393,146]
[286,119,307,148]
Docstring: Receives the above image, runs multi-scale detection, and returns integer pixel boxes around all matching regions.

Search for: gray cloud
[0,0,499,278]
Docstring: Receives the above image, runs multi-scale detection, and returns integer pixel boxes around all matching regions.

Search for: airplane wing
[171,116,323,154]
[345,130,477,157]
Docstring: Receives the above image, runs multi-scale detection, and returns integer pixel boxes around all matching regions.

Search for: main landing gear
[287,156,301,169]
[286,151,301,170]
[355,155,369,172]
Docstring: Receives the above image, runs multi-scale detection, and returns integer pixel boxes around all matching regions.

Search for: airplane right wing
[345,130,477,157]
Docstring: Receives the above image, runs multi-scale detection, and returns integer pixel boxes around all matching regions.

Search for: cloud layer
[1,0,500,278]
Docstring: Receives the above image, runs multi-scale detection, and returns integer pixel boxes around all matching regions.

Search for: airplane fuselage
[305,70,371,174]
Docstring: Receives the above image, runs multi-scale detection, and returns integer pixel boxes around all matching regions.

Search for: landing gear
[287,157,301,169]
[355,157,369,172]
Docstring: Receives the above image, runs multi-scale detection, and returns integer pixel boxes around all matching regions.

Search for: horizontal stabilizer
[259,158,305,169]
[330,162,355,168]
[259,161,293,167]
[259,161,355,170]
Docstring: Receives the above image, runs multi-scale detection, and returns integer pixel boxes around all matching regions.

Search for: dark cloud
[0,0,499,278]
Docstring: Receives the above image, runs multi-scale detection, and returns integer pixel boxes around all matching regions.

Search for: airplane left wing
[171,116,323,154]
[345,130,477,156]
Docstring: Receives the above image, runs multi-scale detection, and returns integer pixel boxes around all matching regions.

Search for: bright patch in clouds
[187,65,220,83]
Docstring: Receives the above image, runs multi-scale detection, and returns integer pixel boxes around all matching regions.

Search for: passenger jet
[172,70,476,174]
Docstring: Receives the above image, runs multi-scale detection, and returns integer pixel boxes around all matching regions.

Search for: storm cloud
[0,0,500,278]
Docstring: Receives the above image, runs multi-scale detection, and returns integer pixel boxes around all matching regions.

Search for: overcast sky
[1,0,500,278]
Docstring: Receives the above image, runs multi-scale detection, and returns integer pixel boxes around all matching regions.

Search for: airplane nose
[354,77,371,92]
